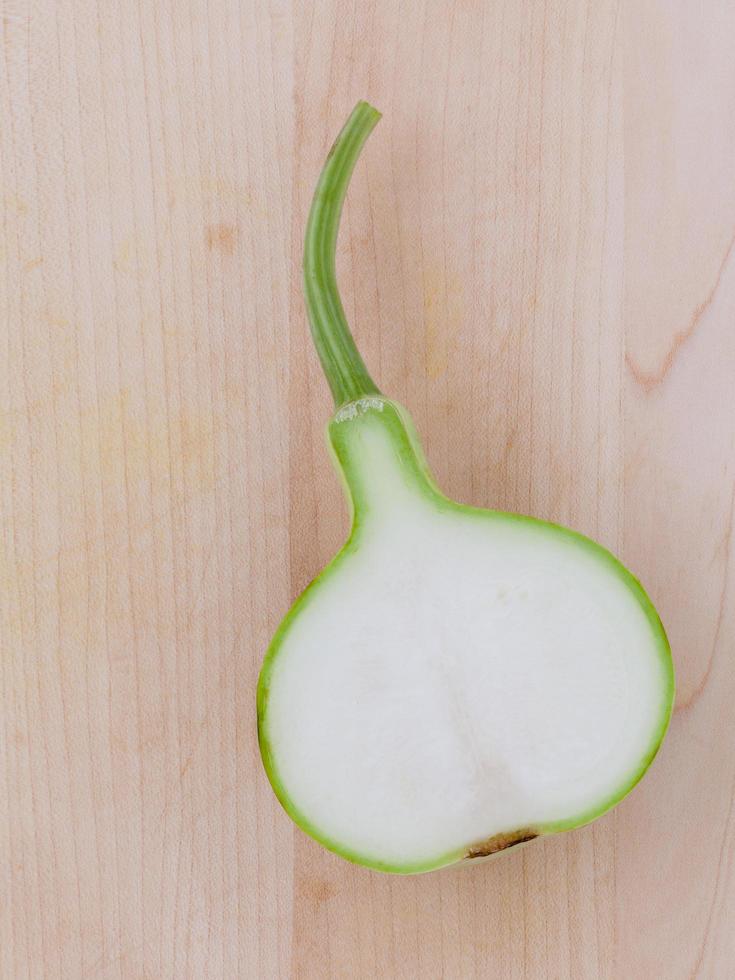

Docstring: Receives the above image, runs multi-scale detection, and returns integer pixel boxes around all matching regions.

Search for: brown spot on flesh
[466,829,539,859]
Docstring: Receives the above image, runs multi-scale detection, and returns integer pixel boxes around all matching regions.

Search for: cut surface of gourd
[256,103,674,874]
[258,399,673,872]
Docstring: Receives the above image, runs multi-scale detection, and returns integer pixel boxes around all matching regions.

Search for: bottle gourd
[256,102,674,874]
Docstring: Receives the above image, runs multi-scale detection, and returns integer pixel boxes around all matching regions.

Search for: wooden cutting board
[2,2,734,976]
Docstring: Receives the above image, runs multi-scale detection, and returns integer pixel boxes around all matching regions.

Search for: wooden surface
[2,1,734,977]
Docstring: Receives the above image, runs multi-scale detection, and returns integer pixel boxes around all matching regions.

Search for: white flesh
[264,422,669,868]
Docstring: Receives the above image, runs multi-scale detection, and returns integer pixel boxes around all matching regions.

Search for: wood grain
[1,1,734,977]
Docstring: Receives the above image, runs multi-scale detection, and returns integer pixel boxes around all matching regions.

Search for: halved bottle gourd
[257,102,674,874]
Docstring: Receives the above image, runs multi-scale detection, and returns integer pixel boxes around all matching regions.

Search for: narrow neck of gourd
[327,397,440,525]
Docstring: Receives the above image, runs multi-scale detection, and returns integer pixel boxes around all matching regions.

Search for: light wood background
[2,1,734,977]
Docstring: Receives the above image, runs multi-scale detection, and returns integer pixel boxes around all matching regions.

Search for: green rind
[256,399,675,876]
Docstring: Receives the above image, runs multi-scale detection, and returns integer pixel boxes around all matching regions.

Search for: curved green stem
[304,101,382,407]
